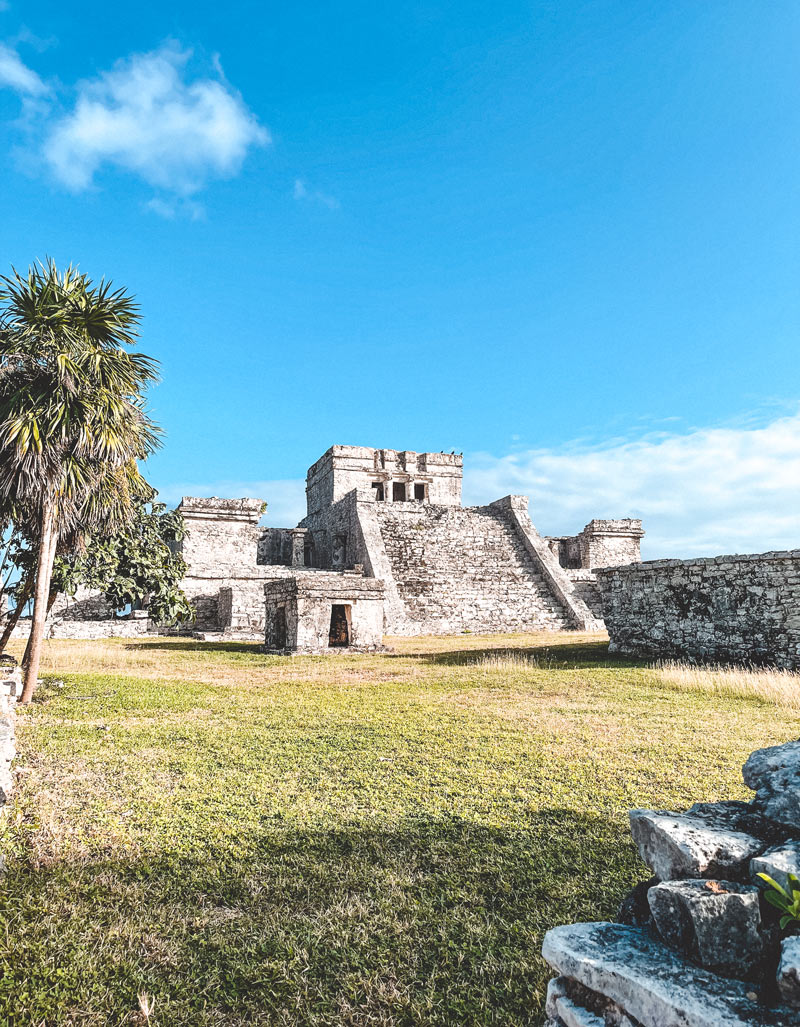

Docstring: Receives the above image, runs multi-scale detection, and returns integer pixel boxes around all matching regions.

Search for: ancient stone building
[264,573,385,653]
[172,445,643,646]
[3,444,644,647]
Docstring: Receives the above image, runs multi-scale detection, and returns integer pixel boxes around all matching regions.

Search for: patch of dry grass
[652,659,800,710]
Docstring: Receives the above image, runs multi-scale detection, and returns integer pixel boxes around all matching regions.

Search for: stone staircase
[375,504,573,633]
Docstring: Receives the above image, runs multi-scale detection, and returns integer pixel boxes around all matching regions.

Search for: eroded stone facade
[264,572,385,653]
[597,550,800,668]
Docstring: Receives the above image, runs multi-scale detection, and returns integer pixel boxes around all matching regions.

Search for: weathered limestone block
[545,976,640,1027]
[550,993,606,1027]
[777,937,800,1007]
[743,741,800,832]
[629,802,767,881]
[647,879,763,978]
[542,921,796,1027]
[751,841,800,893]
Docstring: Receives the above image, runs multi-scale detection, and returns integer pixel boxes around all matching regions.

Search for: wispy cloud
[0,41,48,96]
[464,411,800,558]
[155,412,800,560]
[293,177,340,210]
[43,42,268,196]
[144,195,205,221]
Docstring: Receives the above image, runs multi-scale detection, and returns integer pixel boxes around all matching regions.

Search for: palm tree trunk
[0,576,33,654]
[21,584,60,668]
[20,499,57,704]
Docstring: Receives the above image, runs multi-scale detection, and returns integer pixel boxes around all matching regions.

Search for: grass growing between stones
[1,632,798,1026]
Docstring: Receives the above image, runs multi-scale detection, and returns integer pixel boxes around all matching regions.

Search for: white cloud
[144,195,204,221]
[464,411,800,559]
[0,41,48,96]
[293,177,340,209]
[44,42,268,193]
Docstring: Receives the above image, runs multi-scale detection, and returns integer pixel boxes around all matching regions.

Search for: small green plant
[757,871,800,930]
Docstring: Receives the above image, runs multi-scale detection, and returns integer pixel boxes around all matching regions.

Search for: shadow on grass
[0,810,640,1027]
[125,639,265,656]
[401,642,649,671]
[125,637,650,672]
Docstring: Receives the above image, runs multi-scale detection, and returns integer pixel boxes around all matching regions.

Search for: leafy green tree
[54,502,194,627]
[0,260,161,702]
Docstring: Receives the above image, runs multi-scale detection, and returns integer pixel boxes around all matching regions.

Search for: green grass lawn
[0,633,797,1026]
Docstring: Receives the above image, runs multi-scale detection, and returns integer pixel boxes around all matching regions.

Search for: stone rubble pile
[542,739,800,1026]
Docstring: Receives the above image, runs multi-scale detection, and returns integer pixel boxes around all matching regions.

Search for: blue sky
[2,0,800,556]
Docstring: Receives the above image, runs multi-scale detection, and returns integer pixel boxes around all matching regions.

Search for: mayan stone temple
[24,444,644,651]
[174,444,643,651]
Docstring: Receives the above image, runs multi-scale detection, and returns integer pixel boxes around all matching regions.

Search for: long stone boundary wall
[596,550,800,668]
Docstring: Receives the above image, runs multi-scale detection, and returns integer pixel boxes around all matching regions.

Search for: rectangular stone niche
[264,572,385,653]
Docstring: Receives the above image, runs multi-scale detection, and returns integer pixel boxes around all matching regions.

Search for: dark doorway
[414,483,426,501]
[371,481,385,501]
[393,482,406,502]
[328,604,351,647]
[273,606,287,649]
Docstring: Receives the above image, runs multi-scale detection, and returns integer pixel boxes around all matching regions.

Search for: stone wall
[47,614,152,639]
[0,661,20,818]
[7,609,154,640]
[50,586,116,621]
[542,739,800,1026]
[374,501,574,635]
[597,550,800,668]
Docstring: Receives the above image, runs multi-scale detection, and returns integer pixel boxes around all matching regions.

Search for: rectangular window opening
[371,481,385,501]
[392,482,406,502]
[414,483,426,501]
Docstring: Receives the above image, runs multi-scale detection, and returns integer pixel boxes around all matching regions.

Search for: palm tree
[0,260,161,702]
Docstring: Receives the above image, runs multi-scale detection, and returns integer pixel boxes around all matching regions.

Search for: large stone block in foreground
[628,802,767,881]
[542,921,796,1027]
[647,879,763,978]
